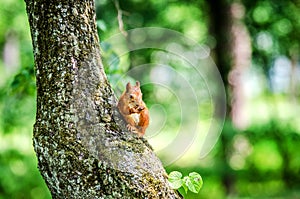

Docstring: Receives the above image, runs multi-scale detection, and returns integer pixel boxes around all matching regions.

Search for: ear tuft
[135,81,140,87]
[126,82,132,92]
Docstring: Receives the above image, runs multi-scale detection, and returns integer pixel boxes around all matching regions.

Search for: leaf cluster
[168,171,203,196]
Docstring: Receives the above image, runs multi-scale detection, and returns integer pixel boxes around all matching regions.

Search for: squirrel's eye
[129,94,134,99]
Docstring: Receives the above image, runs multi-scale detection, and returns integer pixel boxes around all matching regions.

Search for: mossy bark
[25,0,182,198]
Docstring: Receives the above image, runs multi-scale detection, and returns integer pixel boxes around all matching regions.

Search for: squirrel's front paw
[126,124,137,133]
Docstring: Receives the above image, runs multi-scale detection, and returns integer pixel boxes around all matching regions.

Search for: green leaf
[183,176,198,193]
[168,171,183,190]
[168,171,182,180]
[168,179,183,190]
[188,172,203,193]
[182,177,189,193]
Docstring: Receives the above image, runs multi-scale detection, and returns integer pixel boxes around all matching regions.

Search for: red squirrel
[117,81,149,137]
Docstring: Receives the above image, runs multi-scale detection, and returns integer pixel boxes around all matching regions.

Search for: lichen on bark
[25,0,182,198]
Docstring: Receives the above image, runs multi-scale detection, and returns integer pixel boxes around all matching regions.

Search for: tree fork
[25,0,181,198]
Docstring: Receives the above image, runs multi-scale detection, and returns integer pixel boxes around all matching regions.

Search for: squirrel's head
[126,81,143,105]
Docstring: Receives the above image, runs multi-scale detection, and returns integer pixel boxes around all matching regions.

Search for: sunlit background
[1,0,300,198]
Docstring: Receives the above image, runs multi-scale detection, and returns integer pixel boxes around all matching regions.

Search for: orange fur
[117,81,149,137]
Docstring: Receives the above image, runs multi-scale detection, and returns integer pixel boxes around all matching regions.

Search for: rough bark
[25,0,181,198]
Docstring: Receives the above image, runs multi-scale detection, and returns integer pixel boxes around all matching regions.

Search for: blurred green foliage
[1,0,300,198]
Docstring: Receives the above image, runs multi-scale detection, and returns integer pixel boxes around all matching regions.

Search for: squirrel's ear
[135,81,140,87]
[126,82,131,92]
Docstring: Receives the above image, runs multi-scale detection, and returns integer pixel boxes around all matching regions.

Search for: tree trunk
[206,0,251,196]
[228,2,251,129]
[25,0,181,198]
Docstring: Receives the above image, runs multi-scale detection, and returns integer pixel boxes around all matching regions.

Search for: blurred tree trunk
[289,47,299,100]
[207,1,251,127]
[228,3,251,129]
[206,0,234,195]
[25,0,181,198]
[3,30,20,74]
[206,0,251,195]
